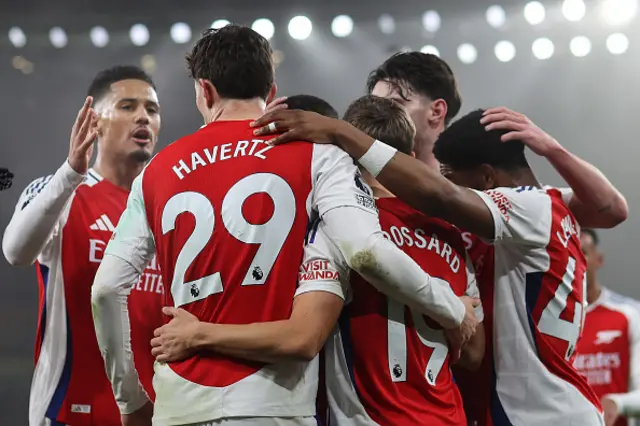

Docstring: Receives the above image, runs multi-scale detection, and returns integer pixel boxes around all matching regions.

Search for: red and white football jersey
[454,186,603,426]
[574,288,640,426]
[297,197,483,425]
[104,120,378,425]
[11,164,163,426]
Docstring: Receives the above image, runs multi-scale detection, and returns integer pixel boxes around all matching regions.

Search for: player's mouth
[131,127,153,145]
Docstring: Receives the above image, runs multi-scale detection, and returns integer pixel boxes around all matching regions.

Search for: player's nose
[134,108,151,125]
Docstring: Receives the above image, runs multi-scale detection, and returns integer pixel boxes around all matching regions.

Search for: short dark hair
[87,65,155,103]
[286,95,338,119]
[186,25,274,100]
[433,109,529,171]
[582,228,599,245]
[343,95,415,155]
[366,52,462,124]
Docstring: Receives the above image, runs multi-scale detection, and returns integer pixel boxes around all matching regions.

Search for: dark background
[1,0,638,423]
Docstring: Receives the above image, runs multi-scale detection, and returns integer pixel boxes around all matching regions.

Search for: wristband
[357,140,397,178]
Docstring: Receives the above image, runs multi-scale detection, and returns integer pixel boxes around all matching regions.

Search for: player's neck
[93,155,144,191]
[205,99,267,124]
[587,279,602,305]
[361,169,394,199]
[502,168,541,188]
[413,136,440,171]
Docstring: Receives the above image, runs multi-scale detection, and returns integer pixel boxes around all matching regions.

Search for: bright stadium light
[49,27,68,48]
[170,22,192,44]
[602,0,638,25]
[331,15,354,37]
[457,43,478,64]
[252,18,275,40]
[378,14,396,34]
[90,26,109,47]
[422,10,441,32]
[562,0,587,21]
[495,40,516,62]
[288,16,312,40]
[130,24,149,46]
[211,19,230,29]
[532,37,555,59]
[606,32,629,54]
[420,45,440,56]
[524,1,546,25]
[8,27,26,48]
[570,36,592,57]
[486,5,507,28]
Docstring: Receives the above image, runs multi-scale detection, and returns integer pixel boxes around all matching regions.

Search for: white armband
[357,140,397,178]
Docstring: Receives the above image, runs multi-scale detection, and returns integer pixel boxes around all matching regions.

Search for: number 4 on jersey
[537,256,586,360]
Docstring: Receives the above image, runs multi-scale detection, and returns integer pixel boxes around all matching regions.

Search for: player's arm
[252,111,496,241]
[308,144,481,334]
[151,229,348,364]
[601,307,640,423]
[2,97,96,266]
[481,107,627,229]
[91,172,156,415]
[456,255,485,371]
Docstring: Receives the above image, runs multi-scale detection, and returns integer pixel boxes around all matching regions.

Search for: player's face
[371,81,435,144]
[580,233,603,277]
[96,79,160,163]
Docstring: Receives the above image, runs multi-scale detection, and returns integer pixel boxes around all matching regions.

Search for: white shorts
[178,417,317,426]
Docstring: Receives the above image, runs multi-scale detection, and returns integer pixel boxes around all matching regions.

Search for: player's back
[474,186,602,425]
[140,120,321,423]
[325,197,472,426]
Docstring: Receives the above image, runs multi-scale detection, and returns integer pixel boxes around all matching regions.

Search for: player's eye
[147,107,158,114]
[121,104,134,111]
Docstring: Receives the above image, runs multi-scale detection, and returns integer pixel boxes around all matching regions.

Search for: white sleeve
[464,252,484,322]
[295,223,350,300]
[92,172,155,414]
[605,306,640,416]
[2,161,85,266]
[103,172,155,273]
[91,254,150,414]
[471,187,551,247]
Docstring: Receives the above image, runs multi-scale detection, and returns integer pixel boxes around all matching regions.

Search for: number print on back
[161,173,296,307]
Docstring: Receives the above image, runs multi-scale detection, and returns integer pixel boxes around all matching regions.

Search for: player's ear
[428,99,448,127]
[596,251,604,269]
[410,151,416,158]
[266,83,277,105]
[479,164,496,190]
[199,79,219,109]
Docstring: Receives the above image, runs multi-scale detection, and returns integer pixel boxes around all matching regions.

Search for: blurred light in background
[601,0,638,25]
[272,49,285,68]
[562,0,586,21]
[457,43,478,64]
[524,1,546,25]
[420,45,440,56]
[252,18,275,40]
[140,54,157,74]
[170,22,191,44]
[606,32,629,53]
[8,27,27,48]
[49,27,68,48]
[331,15,354,37]
[486,5,506,28]
[130,24,149,46]
[12,55,34,74]
[378,14,395,34]
[422,10,441,32]
[570,35,592,57]
[495,40,516,62]
[288,16,312,40]
[90,26,109,47]
[211,19,230,29]
[532,37,555,59]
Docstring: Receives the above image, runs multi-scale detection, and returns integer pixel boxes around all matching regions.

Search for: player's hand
[265,96,289,113]
[251,109,339,146]
[151,307,200,363]
[601,397,621,426]
[68,96,98,175]
[445,296,480,361]
[480,107,562,157]
[121,401,153,426]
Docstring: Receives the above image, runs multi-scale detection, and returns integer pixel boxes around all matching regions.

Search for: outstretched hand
[68,97,98,175]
